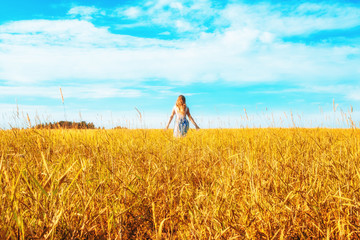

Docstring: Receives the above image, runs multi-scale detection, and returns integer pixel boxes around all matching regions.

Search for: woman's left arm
[187,108,200,129]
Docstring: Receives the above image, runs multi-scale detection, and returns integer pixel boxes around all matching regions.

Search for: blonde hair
[176,95,187,114]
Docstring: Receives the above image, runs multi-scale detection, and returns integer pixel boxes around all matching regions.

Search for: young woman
[165,95,200,137]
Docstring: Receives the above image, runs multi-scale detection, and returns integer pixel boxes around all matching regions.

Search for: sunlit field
[1,127,360,239]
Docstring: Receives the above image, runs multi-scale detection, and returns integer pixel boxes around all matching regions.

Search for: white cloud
[0,19,169,48]
[0,2,359,93]
[221,2,360,36]
[0,17,359,86]
[170,2,184,11]
[0,20,112,48]
[175,20,193,32]
[111,1,360,38]
[114,0,214,34]
[347,88,360,101]
[0,86,142,99]
[123,7,142,19]
[68,6,103,20]
[259,32,275,43]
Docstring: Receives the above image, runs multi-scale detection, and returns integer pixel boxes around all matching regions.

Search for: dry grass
[1,128,360,239]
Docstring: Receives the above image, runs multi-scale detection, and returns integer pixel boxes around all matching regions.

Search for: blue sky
[0,0,359,128]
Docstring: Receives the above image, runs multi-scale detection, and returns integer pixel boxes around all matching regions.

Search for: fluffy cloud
[1,21,358,86]
[112,1,360,38]
[114,0,216,34]
[123,7,142,19]
[0,86,142,99]
[0,19,168,48]
[347,88,360,101]
[68,6,104,20]
[0,1,359,99]
[221,2,360,36]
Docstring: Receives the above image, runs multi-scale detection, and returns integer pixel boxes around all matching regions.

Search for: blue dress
[173,106,189,137]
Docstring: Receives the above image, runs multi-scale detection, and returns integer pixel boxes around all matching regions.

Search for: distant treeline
[112,126,128,129]
[34,121,96,129]
[31,121,128,129]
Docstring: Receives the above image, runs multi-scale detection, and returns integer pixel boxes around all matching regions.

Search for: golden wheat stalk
[134,107,142,121]
[59,87,64,104]
[26,113,31,128]
[244,108,248,120]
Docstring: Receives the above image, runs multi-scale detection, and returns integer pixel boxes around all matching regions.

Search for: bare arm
[165,108,176,130]
[187,108,200,129]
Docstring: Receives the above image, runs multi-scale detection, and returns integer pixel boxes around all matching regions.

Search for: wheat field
[1,128,360,239]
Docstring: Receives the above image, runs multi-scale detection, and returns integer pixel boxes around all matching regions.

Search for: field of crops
[1,128,360,239]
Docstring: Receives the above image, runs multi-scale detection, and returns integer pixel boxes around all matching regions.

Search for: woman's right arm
[165,108,175,130]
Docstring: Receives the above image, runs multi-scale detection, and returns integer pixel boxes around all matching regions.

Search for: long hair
[176,95,187,115]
